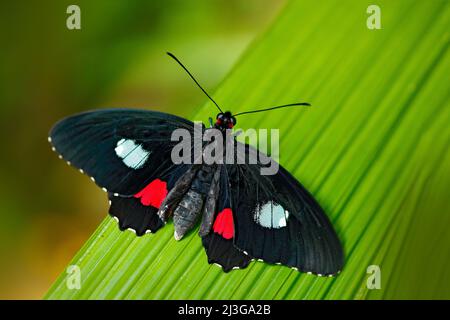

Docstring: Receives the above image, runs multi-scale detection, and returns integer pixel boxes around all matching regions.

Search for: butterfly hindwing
[108,162,195,235]
[201,165,252,272]
[108,193,164,236]
[202,233,252,272]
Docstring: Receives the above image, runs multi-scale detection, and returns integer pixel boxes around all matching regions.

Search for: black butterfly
[49,53,344,276]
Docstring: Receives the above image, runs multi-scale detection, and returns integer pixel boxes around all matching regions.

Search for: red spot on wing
[213,208,234,239]
[134,179,168,208]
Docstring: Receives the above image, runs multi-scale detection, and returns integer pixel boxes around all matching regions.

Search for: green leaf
[45,0,450,299]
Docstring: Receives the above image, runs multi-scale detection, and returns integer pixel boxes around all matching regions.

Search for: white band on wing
[254,201,289,229]
[114,138,150,169]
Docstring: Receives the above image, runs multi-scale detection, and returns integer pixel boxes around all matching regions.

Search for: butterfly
[48,52,344,276]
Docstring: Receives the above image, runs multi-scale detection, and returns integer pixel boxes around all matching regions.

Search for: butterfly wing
[201,165,251,272]
[226,143,344,276]
[108,193,164,235]
[50,108,198,235]
[49,108,197,195]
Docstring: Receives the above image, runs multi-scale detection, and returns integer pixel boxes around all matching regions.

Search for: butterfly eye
[231,116,237,126]
[217,113,224,120]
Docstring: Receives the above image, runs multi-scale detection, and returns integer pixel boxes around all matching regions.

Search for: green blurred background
[0,0,283,299]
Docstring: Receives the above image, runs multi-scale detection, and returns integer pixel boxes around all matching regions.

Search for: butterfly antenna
[233,102,311,117]
[167,52,223,113]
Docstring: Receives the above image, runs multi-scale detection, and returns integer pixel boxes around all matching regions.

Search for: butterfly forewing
[49,108,196,196]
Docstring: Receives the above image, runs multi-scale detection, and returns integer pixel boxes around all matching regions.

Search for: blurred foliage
[46,0,450,299]
[0,0,283,299]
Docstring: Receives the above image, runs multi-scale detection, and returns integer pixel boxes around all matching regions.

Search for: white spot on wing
[254,201,289,229]
[115,138,150,169]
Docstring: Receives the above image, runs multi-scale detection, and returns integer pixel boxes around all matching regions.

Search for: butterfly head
[215,111,236,130]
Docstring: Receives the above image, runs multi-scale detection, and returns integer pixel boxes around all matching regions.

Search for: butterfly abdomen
[173,165,216,240]
[173,190,203,240]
